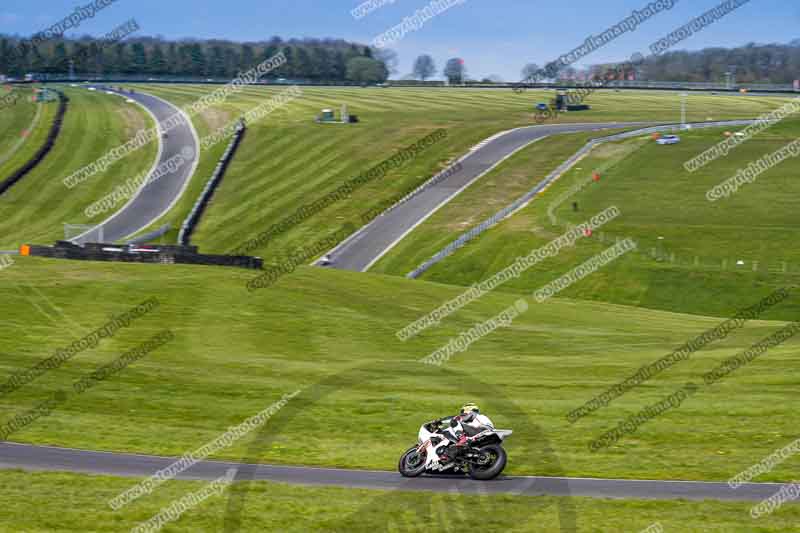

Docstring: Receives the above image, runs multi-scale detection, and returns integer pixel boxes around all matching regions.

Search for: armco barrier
[179,124,245,245]
[126,224,172,245]
[23,241,262,270]
[0,89,68,196]
[406,120,757,279]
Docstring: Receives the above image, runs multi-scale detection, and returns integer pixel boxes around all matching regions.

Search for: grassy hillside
[1,257,798,484]
[117,86,790,259]
[0,87,156,248]
[374,116,800,320]
[0,86,56,182]
[1,470,798,532]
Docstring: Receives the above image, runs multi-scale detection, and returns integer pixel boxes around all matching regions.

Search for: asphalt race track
[324,122,660,272]
[0,442,788,502]
[72,88,199,244]
[323,120,763,272]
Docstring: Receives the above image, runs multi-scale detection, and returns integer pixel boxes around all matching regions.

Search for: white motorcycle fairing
[418,424,456,471]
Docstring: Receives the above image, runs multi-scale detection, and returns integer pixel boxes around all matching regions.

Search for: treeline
[599,41,800,84]
[0,36,389,82]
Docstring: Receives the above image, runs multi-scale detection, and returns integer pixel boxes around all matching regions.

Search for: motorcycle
[398,418,512,480]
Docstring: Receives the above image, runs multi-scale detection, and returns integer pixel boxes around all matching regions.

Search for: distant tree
[520,62,540,80]
[49,43,69,74]
[374,48,399,76]
[131,42,147,73]
[294,47,313,79]
[240,44,255,71]
[224,47,239,77]
[112,42,131,74]
[311,46,332,80]
[149,44,167,74]
[0,39,10,74]
[443,57,465,84]
[558,66,577,81]
[279,46,294,77]
[189,43,206,76]
[166,42,179,75]
[208,45,225,77]
[413,54,436,81]
[346,56,388,83]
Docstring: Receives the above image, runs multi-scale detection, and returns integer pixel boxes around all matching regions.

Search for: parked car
[656,134,681,145]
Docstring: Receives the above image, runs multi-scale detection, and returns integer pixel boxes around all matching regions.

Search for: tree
[374,48,398,76]
[311,47,332,80]
[149,44,167,74]
[166,42,179,75]
[345,57,388,83]
[49,43,69,74]
[209,45,225,77]
[294,47,313,80]
[520,62,540,81]
[443,57,465,84]
[413,54,436,81]
[189,43,206,77]
[131,42,147,73]
[240,44,255,71]
[112,43,131,74]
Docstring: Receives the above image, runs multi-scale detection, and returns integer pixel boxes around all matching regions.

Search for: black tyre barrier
[178,125,245,246]
[24,241,263,270]
[0,90,69,197]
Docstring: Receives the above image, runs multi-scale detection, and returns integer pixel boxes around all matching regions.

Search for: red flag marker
[584,228,593,237]
[592,172,601,182]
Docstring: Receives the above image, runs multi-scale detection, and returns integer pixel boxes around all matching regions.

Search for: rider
[434,403,494,459]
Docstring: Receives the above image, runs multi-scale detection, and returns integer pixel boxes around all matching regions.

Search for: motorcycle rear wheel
[398,446,427,477]
[467,444,507,480]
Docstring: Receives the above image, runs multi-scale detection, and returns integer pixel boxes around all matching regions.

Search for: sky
[1,0,798,80]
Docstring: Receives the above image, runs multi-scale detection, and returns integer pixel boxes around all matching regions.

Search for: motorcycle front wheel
[467,444,507,480]
[398,446,427,477]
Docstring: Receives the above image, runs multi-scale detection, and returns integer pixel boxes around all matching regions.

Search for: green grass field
[0,86,156,248]
[2,470,798,532]
[373,113,800,320]
[0,86,57,183]
[1,257,798,485]
[2,87,800,532]
[115,86,790,260]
